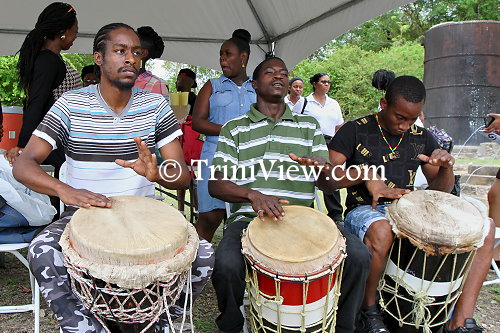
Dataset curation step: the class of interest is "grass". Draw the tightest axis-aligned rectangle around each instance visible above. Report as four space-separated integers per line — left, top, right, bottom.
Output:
491 284 500 302
193 319 218 332
455 158 500 166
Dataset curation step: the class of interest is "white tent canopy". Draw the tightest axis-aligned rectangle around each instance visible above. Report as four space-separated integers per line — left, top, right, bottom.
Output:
0 0 413 70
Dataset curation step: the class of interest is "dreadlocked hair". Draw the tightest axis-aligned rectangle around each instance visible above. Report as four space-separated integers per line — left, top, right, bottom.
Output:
17 2 76 92
137 26 164 60
93 23 136 77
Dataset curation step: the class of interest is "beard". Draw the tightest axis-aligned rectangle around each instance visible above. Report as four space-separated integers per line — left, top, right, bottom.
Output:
109 77 136 91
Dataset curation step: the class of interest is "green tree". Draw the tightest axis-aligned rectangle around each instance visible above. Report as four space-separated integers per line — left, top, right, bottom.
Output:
0 55 24 106
293 42 424 119
315 0 499 56
61 54 94 74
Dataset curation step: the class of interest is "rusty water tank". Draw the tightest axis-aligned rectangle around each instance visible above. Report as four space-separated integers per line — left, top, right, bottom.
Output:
423 21 500 146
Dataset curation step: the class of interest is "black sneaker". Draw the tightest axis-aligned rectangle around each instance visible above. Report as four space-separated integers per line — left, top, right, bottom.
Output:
443 318 485 333
356 305 390 333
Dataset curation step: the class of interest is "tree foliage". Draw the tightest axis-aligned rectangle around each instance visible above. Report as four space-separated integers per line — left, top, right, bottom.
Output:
292 42 424 119
159 61 221 93
317 0 499 56
0 55 24 106
292 0 497 120
0 53 93 106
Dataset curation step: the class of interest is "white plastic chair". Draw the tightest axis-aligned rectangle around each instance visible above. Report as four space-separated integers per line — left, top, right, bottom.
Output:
0 243 40 333
483 227 500 286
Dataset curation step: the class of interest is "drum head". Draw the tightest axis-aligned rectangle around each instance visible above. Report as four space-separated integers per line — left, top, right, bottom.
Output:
68 196 188 265
243 205 345 275
386 190 489 254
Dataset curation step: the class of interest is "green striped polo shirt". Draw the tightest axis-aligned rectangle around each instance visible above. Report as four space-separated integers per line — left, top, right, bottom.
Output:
212 103 329 224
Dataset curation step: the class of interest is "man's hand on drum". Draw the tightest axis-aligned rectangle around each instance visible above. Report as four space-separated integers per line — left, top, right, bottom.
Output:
365 180 410 210
115 137 160 182
248 190 289 222
418 149 454 169
57 185 111 208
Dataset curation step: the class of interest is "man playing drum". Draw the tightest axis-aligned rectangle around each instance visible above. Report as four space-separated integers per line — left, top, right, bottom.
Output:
207 57 405 333
328 76 495 333
13 23 214 332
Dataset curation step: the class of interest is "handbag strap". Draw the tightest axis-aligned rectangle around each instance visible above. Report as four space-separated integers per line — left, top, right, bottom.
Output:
300 98 308 114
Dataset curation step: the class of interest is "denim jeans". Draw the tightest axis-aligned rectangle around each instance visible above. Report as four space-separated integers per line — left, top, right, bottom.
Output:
0 204 43 243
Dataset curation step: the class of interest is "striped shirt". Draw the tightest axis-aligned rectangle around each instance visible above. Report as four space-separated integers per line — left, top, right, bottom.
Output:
212 103 329 224
34 85 182 198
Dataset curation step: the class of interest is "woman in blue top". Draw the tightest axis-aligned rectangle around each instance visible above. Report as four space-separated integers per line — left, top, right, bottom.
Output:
192 29 256 241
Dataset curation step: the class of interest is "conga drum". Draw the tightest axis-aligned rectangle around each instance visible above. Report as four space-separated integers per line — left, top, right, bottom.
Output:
59 196 199 333
379 190 490 333
242 206 346 333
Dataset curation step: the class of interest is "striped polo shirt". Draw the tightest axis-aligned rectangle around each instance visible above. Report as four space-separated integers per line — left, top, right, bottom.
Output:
212 103 329 224
34 85 181 198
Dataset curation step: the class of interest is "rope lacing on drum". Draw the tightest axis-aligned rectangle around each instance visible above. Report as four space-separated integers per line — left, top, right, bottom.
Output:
412 290 434 333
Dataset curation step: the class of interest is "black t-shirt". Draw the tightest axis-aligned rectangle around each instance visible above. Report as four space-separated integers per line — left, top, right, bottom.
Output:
329 114 439 212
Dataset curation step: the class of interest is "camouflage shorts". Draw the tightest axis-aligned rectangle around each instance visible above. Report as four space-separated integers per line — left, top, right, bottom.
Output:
28 209 214 333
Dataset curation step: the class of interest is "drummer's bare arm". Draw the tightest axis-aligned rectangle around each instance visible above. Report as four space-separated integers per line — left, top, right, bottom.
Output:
419 149 455 193
13 136 111 208
328 150 410 209
115 137 190 190
289 153 337 194
191 81 222 136
326 150 382 188
209 171 289 221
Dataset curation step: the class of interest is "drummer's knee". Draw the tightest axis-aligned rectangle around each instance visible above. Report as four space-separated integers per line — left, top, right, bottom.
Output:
214 248 245 283
481 218 496 250
364 219 394 254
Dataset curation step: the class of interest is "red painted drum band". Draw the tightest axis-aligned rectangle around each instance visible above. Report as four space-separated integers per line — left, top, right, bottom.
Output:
242 205 346 333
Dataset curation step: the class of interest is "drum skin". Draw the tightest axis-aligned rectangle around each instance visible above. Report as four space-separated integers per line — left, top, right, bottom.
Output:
60 196 199 328
242 205 346 332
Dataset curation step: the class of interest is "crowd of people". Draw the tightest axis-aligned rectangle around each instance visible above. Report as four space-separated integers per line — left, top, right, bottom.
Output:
0 2 499 333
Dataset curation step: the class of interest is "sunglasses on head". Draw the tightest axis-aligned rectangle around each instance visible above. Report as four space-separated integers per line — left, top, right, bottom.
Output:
320 80 331 85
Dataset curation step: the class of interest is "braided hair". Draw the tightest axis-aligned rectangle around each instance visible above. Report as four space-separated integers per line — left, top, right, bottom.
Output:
93 23 136 77
137 26 165 60
17 2 76 92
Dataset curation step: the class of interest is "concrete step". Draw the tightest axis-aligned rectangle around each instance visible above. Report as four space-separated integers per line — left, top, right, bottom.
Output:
460 174 496 186
453 164 469 174
454 152 476 160
477 142 500 159
454 145 479 154
467 165 499 176
460 184 489 204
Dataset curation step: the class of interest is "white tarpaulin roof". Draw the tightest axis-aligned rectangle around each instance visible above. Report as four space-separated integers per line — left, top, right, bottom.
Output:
0 0 413 70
